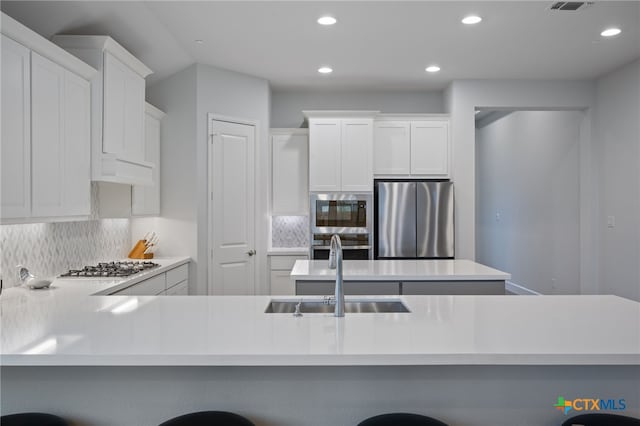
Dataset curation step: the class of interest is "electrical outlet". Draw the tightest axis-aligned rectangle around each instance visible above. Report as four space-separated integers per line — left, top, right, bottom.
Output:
495 212 501 222
607 216 615 228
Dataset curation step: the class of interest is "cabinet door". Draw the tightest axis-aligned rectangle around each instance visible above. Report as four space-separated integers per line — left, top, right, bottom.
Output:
410 120 449 176
63 71 91 216
373 121 410 175
308 119 341 192
123 69 145 162
341 119 373 191
271 132 308 215
1 35 31 219
103 52 126 156
31 52 65 217
132 111 161 215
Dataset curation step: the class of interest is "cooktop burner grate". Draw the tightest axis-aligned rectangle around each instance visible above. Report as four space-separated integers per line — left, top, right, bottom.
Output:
60 261 160 278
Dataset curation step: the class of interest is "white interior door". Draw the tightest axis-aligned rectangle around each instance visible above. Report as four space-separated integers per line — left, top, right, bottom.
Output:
210 119 256 295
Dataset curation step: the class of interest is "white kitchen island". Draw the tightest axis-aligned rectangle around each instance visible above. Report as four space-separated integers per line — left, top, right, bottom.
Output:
291 259 511 295
1 276 639 425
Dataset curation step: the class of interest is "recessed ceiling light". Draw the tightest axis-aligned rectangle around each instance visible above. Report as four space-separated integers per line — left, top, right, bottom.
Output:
195 39 204 44
318 66 333 74
600 27 621 37
462 15 482 25
425 66 441 73
318 16 337 26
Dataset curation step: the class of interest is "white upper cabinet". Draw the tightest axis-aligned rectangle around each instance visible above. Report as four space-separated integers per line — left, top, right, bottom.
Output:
308 118 341 192
271 129 309 215
52 35 154 186
341 119 373 192
305 111 378 192
374 116 450 178
410 120 450 176
1 35 31 219
373 121 411 175
132 103 165 216
1 13 96 223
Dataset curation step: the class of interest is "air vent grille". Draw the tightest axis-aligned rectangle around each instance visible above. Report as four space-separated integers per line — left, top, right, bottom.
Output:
549 1 593 11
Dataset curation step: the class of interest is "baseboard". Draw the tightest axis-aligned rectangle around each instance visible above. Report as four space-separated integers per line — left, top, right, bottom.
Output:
505 280 541 295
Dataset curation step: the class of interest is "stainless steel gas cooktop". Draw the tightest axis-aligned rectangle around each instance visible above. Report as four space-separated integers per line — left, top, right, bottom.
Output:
59 261 159 278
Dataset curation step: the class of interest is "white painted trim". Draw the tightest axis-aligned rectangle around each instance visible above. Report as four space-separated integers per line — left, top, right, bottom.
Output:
506 280 541 295
376 113 450 121
1 12 97 80
145 102 166 120
303 110 380 119
52 35 152 77
0 215 91 225
207 113 260 296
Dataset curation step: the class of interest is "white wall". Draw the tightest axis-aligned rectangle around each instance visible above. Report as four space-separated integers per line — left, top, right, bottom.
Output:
595 59 640 302
195 64 271 295
141 65 198 292
271 90 443 128
444 80 597 293
145 64 270 295
476 111 583 294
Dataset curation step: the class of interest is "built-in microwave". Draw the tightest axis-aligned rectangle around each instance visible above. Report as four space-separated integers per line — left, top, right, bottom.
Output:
310 193 372 235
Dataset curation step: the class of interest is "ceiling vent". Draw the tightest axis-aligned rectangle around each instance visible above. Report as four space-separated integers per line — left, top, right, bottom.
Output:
548 1 593 11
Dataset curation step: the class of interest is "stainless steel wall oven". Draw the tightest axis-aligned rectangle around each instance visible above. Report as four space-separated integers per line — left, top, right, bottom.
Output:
310 193 373 260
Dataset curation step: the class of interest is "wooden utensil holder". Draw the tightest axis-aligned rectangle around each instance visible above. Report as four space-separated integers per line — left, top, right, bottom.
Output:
128 240 154 259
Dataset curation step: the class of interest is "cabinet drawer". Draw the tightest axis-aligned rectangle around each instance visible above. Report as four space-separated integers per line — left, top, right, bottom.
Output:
117 273 166 295
165 280 189 296
270 255 307 271
166 263 189 288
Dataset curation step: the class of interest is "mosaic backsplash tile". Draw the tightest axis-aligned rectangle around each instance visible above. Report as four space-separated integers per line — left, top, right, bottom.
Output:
271 216 309 248
0 219 130 288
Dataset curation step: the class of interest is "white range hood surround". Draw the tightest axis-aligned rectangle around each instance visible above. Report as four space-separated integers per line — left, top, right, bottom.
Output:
52 35 155 186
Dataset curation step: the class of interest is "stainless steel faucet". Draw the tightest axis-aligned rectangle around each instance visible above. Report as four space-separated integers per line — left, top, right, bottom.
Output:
328 234 345 317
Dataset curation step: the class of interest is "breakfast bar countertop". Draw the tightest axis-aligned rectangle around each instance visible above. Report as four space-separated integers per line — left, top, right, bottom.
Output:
290 259 512 281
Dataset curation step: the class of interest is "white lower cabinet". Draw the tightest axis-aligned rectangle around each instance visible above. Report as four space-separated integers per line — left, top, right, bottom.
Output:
165 281 189 295
269 255 308 295
116 273 165 296
112 263 190 296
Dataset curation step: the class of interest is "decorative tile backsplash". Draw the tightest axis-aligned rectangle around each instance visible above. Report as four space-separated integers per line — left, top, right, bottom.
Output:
0 219 130 288
271 216 309 248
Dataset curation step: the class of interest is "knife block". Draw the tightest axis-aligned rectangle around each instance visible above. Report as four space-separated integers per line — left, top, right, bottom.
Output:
128 240 154 259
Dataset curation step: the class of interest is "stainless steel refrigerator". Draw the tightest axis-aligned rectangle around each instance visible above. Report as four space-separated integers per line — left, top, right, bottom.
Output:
374 180 454 259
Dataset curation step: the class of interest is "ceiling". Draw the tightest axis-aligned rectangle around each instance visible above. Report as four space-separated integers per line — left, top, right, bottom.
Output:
2 1 639 90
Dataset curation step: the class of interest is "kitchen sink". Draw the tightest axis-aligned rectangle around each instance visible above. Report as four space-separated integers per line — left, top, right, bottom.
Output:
264 298 410 314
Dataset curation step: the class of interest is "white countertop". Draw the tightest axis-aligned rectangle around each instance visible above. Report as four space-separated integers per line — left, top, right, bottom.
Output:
291 259 511 281
1 269 638 365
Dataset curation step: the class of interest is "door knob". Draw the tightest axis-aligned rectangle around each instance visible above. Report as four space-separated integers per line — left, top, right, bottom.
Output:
247 249 256 256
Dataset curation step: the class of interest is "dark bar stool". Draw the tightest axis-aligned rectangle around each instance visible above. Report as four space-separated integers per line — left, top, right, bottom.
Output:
159 411 255 426
358 413 449 426
0 413 69 426
562 413 640 426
